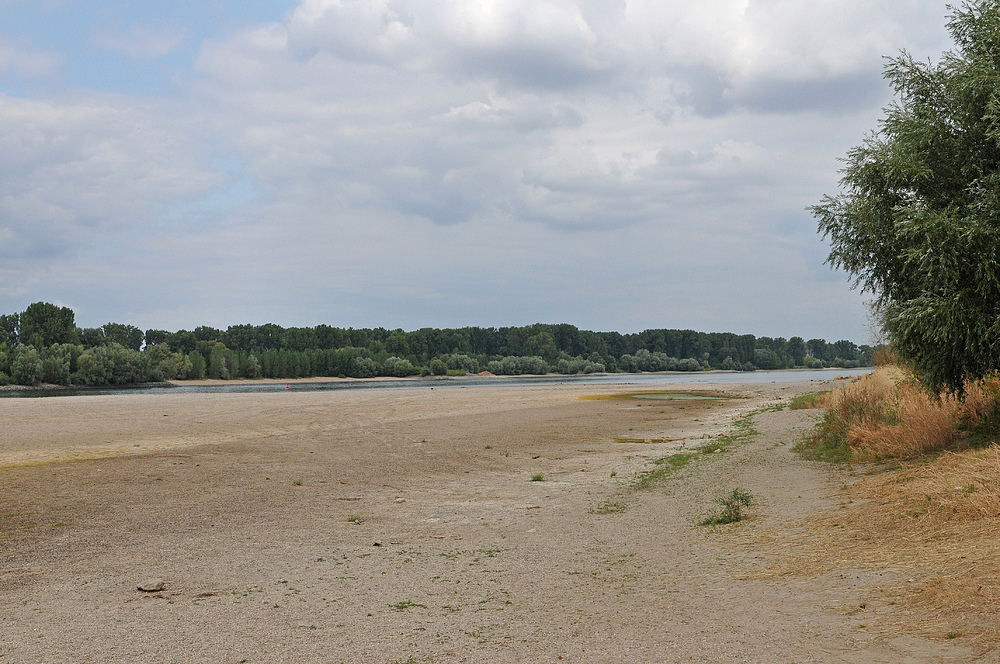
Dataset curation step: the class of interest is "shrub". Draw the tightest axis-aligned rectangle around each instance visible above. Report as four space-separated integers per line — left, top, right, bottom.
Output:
383 356 414 377
351 356 378 378
446 353 479 374
76 343 152 384
799 367 1000 462
11 346 43 386
701 488 755 525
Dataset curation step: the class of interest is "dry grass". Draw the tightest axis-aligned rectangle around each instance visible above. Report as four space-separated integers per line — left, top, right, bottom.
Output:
770 367 1000 645
801 367 1000 461
760 445 1000 643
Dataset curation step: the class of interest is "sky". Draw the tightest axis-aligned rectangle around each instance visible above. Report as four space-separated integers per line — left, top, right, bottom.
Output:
0 0 956 342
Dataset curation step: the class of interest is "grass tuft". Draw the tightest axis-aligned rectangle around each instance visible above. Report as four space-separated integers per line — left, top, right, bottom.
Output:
700 488 755 525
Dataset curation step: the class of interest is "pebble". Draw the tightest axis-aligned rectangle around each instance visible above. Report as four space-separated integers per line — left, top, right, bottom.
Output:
137 578 165 592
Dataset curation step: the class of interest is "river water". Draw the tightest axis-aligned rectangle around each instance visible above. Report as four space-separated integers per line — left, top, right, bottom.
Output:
0 367 872 398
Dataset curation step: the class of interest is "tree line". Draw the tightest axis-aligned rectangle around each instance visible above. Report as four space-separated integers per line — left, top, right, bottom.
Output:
0 302 872 386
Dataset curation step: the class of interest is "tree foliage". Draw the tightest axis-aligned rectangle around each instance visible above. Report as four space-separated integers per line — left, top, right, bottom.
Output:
19 302 78 348
813 1 1000 393
0 301 871 386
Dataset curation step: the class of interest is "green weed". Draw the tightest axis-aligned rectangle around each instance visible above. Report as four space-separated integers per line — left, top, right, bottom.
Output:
700 488 755 525
389 600 427 612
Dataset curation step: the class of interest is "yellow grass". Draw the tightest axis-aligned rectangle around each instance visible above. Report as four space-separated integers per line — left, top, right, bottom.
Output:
774 367 1000 644
763 445 1000 643
808 367 1000 461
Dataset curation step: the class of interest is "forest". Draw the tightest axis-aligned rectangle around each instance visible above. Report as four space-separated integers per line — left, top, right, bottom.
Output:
0 302 871 386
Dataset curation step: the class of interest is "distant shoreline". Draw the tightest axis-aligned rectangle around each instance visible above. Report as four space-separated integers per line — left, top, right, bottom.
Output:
0 367 870 397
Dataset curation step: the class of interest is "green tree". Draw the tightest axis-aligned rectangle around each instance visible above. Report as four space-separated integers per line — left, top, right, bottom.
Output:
11 346 43 385
102 323 144 351
19 302 79 348
812 1 1000 393
0 313 18 348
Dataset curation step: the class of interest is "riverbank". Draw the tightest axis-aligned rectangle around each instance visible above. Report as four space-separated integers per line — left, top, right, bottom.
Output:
0 378 981 661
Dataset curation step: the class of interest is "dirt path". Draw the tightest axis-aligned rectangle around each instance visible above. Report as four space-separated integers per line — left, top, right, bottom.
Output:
0 380 984 662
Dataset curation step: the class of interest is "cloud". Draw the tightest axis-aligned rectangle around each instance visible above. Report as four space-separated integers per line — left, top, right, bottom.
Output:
0 35 61 77
91 23 186 59
3 0 953 340
0 93 225 260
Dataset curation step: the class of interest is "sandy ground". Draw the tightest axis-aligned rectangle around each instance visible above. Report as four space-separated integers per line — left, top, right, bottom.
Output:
0 380 989 662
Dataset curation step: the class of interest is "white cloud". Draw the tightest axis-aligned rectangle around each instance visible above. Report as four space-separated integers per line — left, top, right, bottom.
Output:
0 93 225 260
2 0 956 339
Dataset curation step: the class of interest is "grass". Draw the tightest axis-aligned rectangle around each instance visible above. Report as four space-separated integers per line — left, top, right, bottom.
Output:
766 443 1000 642
788 391 827 410
773 365 1000 643
389 600 427 612
699 488 754 525
592 406 771 515
795 367 1000 462
347 514 363 523
631 452 694 490
530 473 545 482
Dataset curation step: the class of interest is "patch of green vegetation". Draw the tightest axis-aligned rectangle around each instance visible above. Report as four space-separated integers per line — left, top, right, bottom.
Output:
631 452 694 490
347 514 363 523
530 473 545 482
593 406 773 515
794 412 854 463
789 391 827 410
700 488 755 525
389 600 427 612
591 497 630 514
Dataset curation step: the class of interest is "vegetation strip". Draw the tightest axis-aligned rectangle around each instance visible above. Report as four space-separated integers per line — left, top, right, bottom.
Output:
593 405 775 515
779 366 1000 642
1 301 870 386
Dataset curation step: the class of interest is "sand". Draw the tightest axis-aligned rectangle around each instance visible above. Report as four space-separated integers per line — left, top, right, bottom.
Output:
0 380 986 662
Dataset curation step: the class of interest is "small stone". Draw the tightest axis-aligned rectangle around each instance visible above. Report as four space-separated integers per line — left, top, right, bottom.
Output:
371 540 382 547
394 498 406 503
138 578 165 592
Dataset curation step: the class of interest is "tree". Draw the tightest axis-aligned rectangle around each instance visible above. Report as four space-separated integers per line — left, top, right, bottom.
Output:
0 313 18 348
812 0 1000 393
102 323 144 351
19 302 79 348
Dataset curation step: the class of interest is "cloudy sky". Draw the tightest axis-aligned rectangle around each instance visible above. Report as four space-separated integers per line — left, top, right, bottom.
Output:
0 1 954 342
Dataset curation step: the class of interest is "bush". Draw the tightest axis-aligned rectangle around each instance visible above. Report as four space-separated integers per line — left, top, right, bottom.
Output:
487 355 550 375
795 367 1000 462
383 356 414 377
351 356 378 378
701 488 755 525
11 346 43 386
188 351 207 380
446 353 479 374
40 355 70 385
76 343 152 385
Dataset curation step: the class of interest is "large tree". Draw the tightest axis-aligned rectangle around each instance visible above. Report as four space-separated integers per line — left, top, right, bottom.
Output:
18 302 79 349
812 1 1000 394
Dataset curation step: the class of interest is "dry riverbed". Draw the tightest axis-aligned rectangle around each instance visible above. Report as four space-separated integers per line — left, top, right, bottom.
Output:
0 380 988 662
